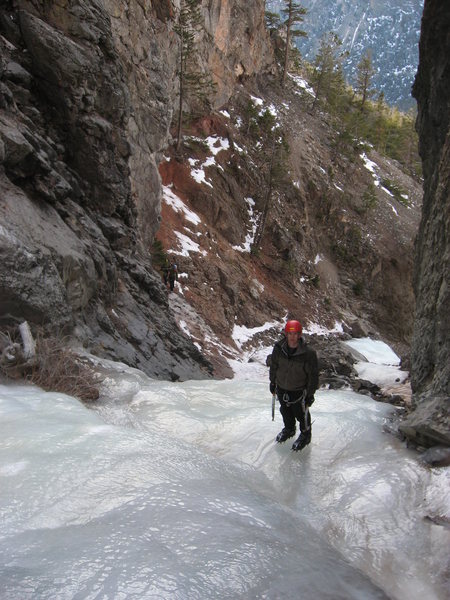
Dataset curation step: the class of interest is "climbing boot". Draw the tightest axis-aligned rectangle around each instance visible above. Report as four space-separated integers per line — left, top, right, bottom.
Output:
292 430 311 452
276 428 296 443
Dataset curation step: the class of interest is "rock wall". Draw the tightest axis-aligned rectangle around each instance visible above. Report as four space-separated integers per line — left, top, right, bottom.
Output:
202 0 274 106
0 0 272 380
401 0 450 446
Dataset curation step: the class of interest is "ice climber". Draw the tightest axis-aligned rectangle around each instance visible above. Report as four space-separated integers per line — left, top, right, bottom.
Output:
269 320 319 451
161 259 170 287
168 262 178 292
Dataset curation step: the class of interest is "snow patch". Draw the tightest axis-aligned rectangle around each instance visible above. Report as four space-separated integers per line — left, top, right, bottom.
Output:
288 74 315 97
169 232 207 257
303 321 344 336
250 94 264 106
232 197 259 253
360 152 398 204
190 166 213 188
163 186 201 225
188 136 230 188
232 319 282 350
344 338 400 365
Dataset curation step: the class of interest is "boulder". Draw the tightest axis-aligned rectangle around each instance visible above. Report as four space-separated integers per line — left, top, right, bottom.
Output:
399 394 450 448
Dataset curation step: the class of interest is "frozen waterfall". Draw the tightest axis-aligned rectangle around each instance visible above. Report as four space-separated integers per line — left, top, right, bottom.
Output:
1 340 449 599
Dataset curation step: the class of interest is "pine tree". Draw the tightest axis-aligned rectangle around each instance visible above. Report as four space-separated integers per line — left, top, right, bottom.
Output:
373 92 388 151
249 108 290 253
310 33 347 113
173 0 215 150
280 1 307 87
354 49 376 111
264 10 281 31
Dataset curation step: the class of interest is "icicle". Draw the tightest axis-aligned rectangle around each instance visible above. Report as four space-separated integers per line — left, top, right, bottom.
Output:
19 321 36 360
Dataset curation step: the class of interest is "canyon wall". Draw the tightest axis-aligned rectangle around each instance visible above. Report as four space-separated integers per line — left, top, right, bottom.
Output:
401 0 450 446
0 0 272 379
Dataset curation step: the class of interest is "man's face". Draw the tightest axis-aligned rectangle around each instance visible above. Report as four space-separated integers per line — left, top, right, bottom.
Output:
286 331 300 348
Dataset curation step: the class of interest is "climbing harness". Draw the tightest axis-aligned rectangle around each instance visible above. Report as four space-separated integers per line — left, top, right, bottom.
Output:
283 388 307 407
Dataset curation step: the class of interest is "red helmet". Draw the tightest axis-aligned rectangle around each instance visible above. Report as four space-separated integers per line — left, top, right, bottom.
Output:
285 320 302 335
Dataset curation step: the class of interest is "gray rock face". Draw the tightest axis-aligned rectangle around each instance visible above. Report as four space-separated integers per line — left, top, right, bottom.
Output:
0 1 272 380
18 8 132 216
401 0 450 447
0 177 93 327
103 0 178 245
202 0 274 106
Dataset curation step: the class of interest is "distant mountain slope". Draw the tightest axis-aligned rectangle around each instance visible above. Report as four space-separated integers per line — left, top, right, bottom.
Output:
267 0 422 110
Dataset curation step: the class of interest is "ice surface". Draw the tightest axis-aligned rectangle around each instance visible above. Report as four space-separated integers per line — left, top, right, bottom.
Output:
344 338 400 365
1 339 449 600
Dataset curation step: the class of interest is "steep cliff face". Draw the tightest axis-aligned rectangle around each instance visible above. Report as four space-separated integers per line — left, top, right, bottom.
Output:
101 0 273 243
102 0 178 245
401 0 450 446
0 0 272 379
202 0 274 106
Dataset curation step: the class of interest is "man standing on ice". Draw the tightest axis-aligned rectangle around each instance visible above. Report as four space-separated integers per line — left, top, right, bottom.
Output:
269 320 319 451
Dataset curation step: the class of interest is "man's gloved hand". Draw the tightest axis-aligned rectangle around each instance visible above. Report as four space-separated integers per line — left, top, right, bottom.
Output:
270 382 276 394
306 395 315 407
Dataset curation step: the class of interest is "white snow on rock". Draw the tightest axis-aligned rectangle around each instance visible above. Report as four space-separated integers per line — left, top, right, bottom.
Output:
188 136 230 188
162 185 201 225
232 197 259 253
303 321 344 336
360 152 398 206
250 94 264 106
168 231 207 257
232 319 282 350
289 73 315 96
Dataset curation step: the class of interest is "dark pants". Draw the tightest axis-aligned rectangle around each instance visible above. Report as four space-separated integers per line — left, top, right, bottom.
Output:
277 388 311 432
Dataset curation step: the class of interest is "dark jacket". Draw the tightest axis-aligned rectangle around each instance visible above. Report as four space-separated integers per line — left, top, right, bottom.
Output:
168 264 178 281
269 338 319 397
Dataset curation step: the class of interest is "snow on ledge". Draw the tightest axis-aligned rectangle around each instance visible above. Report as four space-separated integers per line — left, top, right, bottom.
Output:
163 185 201 225
232 319 282 350
168 231 207 257
303 321 344 336
288 73 315 96
232 197 258 253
